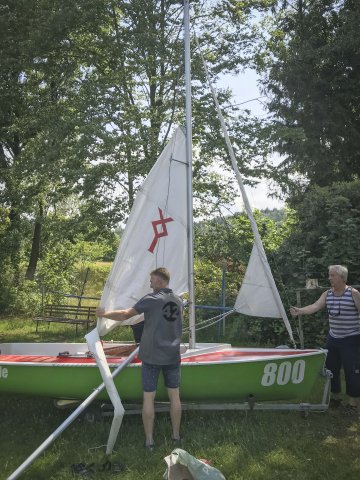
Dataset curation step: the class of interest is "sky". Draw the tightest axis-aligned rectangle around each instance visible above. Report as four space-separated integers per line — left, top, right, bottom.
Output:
219 69 285 211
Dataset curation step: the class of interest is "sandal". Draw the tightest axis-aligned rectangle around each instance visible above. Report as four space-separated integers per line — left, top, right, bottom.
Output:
99 460 112 472
99 460 125 473
111 462 125 473
342 404 358 416
329 398 342 409
71 462 95 475
71 463 88 475
144 442 155 452
172 436 183 446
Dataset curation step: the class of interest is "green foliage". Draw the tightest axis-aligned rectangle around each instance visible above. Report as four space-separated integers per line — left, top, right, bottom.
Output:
195 208 293 265
270 181 360 347
0 263 25 313
193 209 299 346
194 258 223 307
275 180 360 284
0 237 113 313
0 0 271 298
258 1 360 194
6 279 42 315
80 262 112 299
33 241 79 307
0 0 119 291
37 239 115 303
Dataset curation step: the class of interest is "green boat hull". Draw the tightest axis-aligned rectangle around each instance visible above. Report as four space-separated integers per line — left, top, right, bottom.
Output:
0 344 327 403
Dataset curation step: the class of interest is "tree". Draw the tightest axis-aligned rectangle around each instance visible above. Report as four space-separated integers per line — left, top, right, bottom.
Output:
0 0 110 280
258 0 360 197
195 208 292 265
274 180 360 286
72 0 273 219
1 0 272 290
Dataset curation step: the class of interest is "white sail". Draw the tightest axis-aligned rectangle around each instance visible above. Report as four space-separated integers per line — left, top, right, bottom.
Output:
86 126 189 454
97 126 189 336
235 244 282 317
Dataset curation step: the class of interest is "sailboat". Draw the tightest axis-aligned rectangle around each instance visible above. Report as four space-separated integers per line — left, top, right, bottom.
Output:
0 127 328 405
0 3 328 412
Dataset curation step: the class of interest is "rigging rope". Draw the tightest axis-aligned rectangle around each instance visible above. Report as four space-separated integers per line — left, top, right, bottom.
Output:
182 309 235 334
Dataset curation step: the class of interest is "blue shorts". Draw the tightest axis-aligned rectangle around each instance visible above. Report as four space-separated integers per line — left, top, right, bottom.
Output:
141 362 180 392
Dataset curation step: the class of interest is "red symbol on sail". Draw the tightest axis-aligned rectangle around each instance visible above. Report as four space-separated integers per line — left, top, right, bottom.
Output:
148 208 174 253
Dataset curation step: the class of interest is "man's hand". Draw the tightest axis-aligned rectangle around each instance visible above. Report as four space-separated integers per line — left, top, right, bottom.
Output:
96 307 106 317
290 306 300 316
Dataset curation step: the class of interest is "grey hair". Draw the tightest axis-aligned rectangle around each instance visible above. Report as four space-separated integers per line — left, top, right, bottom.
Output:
328 265 348 281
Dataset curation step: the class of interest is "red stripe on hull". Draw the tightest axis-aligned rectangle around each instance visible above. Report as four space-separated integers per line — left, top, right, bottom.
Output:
0 349 317 365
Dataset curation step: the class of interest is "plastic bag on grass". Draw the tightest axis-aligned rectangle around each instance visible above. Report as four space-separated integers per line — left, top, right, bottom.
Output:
164 448 225 480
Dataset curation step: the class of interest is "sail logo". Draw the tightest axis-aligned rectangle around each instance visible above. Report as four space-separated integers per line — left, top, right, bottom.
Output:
148 208 174 253
261 360 305 387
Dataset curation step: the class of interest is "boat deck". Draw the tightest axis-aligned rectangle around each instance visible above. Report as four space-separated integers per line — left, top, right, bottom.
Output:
0 347 324 366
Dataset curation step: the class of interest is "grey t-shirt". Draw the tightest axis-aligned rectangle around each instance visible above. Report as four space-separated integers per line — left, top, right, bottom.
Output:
133 288 183 365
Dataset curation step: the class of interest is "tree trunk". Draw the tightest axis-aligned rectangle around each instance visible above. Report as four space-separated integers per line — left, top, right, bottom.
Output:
25 203 43 280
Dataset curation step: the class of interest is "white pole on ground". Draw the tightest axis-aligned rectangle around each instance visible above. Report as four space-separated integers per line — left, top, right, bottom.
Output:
6 346 139 480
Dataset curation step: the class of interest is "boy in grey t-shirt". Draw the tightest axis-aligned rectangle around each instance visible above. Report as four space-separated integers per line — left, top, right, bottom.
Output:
96 267 183 450
134 287 182 365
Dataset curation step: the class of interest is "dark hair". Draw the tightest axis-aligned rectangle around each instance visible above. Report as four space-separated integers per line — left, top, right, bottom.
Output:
150 267 170 284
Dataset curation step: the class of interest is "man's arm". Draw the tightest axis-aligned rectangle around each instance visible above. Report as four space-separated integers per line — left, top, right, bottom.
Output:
290 291 327 317
96 307 139 322
351 288 360 314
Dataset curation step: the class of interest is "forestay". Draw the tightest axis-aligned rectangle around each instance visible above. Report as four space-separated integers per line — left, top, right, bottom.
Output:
194 32 295 346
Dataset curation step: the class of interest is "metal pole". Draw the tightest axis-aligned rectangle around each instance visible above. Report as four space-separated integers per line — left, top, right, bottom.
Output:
221 262 227 336
7 347 139 480
184 0 196 349
77 266 90 310
296 290 304 348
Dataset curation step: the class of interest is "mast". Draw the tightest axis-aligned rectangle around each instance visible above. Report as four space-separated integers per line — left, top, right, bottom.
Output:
184 0 196 348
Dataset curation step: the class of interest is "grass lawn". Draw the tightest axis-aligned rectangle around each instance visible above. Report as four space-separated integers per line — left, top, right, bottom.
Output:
1 316 359 480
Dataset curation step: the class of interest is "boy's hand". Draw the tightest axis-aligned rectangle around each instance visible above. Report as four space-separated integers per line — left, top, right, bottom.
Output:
96 307 106 317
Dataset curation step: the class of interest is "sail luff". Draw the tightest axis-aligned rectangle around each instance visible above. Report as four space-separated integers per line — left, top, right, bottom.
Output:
184 0 196 348
197 37 295 346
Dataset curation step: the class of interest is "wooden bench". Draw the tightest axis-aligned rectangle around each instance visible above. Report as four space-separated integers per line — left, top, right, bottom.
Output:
34 304 97 334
